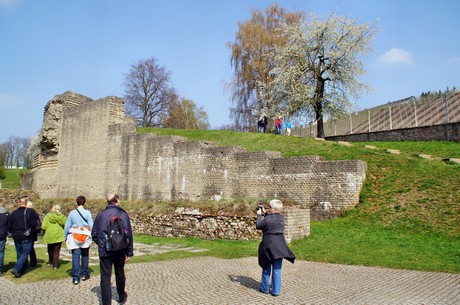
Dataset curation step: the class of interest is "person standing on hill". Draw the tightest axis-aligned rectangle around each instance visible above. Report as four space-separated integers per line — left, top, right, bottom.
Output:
7 195 40 278
42 204 66 269
64 195 93 285
0 199 10 276
285 120 292 136
92 194 133 305
275 117 282 135
258 109 267 133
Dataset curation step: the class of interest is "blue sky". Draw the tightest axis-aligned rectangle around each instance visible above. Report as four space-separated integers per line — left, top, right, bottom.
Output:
1 0 459 142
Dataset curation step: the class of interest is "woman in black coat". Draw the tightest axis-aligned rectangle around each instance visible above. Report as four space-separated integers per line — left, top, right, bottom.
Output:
256 199 295 296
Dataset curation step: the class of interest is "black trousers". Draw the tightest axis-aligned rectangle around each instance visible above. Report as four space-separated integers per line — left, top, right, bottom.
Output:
99 252 126 305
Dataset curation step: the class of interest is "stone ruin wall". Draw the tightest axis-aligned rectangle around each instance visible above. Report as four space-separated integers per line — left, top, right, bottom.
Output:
131 207 310 243
23 92 367 222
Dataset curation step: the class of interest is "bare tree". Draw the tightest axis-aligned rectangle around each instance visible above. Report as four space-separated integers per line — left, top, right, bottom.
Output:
271 13 378 138
1 136 31 168
123 57 176 127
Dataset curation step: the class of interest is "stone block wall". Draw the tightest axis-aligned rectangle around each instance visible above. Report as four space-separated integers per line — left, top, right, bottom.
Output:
326 122 460 142
24 92 367 218
130 207 310 242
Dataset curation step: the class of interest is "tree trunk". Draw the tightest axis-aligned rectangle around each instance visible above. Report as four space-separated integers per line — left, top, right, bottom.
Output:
315 78 326 138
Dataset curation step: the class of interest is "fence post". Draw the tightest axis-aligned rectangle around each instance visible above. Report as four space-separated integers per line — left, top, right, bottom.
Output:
389 103 392 130
368 110 371 132
412 96 418 127
349 113 353 134
445 92 449 124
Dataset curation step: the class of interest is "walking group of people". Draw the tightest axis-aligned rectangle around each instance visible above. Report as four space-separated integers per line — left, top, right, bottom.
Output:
258 109 292 136
1 192 295 300
0 193 133 305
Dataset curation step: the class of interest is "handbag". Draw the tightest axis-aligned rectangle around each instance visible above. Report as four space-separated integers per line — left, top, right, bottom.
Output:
23 209 31 236
70 209 91 244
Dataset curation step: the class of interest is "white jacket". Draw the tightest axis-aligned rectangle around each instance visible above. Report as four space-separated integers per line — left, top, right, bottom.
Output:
66 226 92 250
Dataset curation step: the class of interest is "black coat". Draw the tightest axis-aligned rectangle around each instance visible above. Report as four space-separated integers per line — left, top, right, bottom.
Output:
91 204 134 258
8 206 39 241
256 213 295 269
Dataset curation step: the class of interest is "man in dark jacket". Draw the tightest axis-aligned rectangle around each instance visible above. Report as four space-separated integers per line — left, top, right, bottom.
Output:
7 195 39 278
0 198 10 276
92 194 133 305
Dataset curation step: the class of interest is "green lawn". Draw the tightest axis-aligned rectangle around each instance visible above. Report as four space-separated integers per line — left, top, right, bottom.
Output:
2 129 459 281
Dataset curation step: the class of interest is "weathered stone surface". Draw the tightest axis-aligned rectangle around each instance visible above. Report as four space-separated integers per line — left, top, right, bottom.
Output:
23 92 367 218
131 207 310 242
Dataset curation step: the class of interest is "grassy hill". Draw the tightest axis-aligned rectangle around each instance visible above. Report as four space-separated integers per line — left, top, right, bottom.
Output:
135 128 459 273
139 128 459 237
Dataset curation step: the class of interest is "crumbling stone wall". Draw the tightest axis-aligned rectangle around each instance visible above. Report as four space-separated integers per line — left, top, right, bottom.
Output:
23 92 367 218
130 207 310 242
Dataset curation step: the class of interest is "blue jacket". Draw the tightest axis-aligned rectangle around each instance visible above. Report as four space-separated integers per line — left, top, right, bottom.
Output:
64 206 94 239
91 204 134 258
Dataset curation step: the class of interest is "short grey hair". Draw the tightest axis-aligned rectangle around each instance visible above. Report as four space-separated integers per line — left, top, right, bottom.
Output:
269 199 283 212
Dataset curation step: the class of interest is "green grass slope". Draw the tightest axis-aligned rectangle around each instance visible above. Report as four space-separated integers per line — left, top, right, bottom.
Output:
140 128 459 237
138 128 460 273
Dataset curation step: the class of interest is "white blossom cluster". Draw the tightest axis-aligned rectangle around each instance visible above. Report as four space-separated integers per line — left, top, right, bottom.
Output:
270 12 378 132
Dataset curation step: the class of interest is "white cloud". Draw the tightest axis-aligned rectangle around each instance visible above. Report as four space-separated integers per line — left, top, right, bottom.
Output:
378 48 414 66
0 0 18 7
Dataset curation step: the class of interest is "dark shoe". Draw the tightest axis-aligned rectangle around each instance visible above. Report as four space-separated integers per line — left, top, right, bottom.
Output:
119 292 128 304
11 270 22 278
271 293 280 297
259 288 269 294
73 279 79 285
82 275 90 281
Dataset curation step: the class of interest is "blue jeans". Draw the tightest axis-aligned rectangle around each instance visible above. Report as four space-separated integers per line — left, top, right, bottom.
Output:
72 247 90 281
260 258 283 295
13 238 33 274
0 239 5 272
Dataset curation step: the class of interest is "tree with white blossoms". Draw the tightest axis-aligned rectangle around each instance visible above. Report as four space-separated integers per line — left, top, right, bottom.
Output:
270 13 378 138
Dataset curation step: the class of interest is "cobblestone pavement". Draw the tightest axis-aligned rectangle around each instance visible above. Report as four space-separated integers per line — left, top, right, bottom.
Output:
1 253 459 304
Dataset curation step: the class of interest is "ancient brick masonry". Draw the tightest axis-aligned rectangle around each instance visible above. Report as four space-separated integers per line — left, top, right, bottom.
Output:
23 91 367 218
131 207 310 242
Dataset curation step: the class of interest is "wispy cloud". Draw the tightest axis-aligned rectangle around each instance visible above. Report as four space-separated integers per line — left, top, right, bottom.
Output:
378 48 414 66
0 93 23 105
0 0 18 8
447 56 460 66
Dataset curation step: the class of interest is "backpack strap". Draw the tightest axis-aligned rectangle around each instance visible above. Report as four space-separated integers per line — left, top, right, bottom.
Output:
76 209 88 224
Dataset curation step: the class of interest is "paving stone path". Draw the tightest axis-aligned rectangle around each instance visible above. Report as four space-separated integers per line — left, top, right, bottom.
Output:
1 242 459 304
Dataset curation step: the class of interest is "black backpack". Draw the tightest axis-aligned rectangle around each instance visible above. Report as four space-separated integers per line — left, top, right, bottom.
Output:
105 214 129 252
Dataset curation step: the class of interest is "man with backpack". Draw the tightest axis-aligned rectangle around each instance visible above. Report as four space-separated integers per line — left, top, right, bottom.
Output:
92 194 133 305
64 195 93 285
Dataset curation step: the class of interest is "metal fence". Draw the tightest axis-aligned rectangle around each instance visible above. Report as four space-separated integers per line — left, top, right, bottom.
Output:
292 92 460 138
